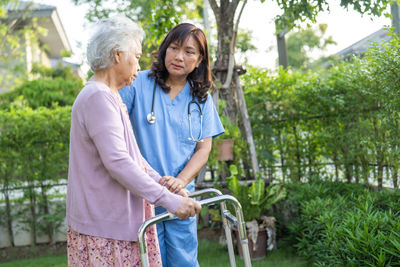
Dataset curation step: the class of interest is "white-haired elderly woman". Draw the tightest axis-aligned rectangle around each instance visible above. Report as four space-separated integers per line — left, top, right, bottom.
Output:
66 15 201 267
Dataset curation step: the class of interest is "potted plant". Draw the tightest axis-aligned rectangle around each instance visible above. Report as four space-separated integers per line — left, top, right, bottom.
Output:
226 165 287 260
208 115 248 182
213 115 241 161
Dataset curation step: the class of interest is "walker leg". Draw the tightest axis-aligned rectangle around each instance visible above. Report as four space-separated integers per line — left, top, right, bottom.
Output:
139 235 149 267
220 202 236 267
241 239 251 267
235 210 252 267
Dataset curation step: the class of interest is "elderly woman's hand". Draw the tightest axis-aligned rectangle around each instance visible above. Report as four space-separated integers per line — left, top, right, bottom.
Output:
175 197 201 220
159 176 186 194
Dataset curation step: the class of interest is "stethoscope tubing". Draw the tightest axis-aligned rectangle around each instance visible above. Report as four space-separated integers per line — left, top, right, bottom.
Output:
147 80 204 142
146 81 157 124
188 100 203 142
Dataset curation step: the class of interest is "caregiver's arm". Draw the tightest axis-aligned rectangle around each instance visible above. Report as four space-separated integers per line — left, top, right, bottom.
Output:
160 137 212 193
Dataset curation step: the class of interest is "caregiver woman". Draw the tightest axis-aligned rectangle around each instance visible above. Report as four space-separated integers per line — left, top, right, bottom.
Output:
66 16 201 266
120 23 224 267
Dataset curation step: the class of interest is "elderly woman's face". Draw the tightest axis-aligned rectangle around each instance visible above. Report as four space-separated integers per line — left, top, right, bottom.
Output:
116 43 142 87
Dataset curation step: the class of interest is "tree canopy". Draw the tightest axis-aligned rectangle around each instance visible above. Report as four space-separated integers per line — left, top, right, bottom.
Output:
0 0 46 88
274 0 391 31
286 23 336 69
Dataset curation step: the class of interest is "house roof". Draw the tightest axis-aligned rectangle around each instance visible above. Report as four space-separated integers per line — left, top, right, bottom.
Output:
6 1 55 11
335 28 391 59
6 1 71 58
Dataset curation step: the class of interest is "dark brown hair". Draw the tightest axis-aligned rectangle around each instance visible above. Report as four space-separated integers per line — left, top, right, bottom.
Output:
149 23 213 103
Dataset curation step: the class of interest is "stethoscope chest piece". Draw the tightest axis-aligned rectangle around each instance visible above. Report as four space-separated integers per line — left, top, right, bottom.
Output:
147 112 156 124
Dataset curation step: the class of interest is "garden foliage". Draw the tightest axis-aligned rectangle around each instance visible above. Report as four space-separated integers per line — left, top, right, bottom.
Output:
0 64 82 110
0 64 80 246
279 181 400 266
241 32 400 189
0 106 71 246
226 165 286 222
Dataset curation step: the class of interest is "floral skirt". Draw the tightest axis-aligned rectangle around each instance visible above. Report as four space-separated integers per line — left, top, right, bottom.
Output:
67 201 161 267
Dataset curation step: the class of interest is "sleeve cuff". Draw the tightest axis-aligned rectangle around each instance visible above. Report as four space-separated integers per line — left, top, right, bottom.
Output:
155 189 183 214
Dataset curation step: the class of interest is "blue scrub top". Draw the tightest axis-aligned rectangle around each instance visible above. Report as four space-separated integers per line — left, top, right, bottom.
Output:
119 69 225 192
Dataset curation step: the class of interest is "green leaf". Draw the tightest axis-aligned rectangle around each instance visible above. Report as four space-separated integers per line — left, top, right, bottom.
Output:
248 177 265 205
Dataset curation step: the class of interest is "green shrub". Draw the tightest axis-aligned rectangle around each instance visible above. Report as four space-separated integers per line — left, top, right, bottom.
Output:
240 34 400 188
0 77 82 110
280 182 400 266
0 106 71 245
0 64 83 110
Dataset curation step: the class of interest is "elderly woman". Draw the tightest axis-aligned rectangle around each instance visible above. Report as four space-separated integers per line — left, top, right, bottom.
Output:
66 16 201 266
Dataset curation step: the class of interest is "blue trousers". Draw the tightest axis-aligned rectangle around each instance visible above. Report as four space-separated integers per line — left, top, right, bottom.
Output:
156 216 199 267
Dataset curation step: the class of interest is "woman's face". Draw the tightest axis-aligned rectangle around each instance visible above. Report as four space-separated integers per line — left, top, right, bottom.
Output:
116 43 142 87
164 36 202 80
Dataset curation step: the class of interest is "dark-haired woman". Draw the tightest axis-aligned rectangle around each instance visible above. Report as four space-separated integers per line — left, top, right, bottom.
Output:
119 23 224 266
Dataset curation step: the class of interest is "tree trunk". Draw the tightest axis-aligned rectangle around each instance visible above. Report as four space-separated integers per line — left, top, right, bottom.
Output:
354 163 359 184
360 154 369 185
237 116 253 179
385 165 390 188
292 125 302 181
268 163 274 183
209 0 261 177
307 142 314 179
5 191 15 247
372 117 384 189
40 184 55 244
277 129 286 182
234 71 259 176
354 164 360 184
344 162 352 184
377 161 383 189
210 0 238 122
333 152 339 182
392 166 398 189
28 183 37 247
340 146 352 183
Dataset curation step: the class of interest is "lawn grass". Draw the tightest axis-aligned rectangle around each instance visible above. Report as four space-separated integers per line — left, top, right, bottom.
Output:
198 239 309 267
0 254 67 267
0 239 308 267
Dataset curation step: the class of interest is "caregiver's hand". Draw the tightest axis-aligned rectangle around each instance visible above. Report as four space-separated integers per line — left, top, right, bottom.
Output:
175 197 201 220
160 176 186 194
177 188 189 197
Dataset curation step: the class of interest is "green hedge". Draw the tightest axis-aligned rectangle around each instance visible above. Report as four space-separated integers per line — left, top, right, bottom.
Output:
0 106 71 246
0 106 71 181
278 182 400 266
241 33 400 188
0 77 82 110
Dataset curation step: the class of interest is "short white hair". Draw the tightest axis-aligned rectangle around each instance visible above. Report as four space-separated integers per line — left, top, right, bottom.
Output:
87 15 144 72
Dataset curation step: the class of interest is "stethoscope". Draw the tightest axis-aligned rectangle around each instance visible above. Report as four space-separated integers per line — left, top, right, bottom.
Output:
147 80 204 142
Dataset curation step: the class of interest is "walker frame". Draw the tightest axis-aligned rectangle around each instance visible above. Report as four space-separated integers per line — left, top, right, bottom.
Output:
137 188 252 267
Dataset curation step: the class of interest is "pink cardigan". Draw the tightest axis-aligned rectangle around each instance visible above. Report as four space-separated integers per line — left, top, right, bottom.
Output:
66 81 182 241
